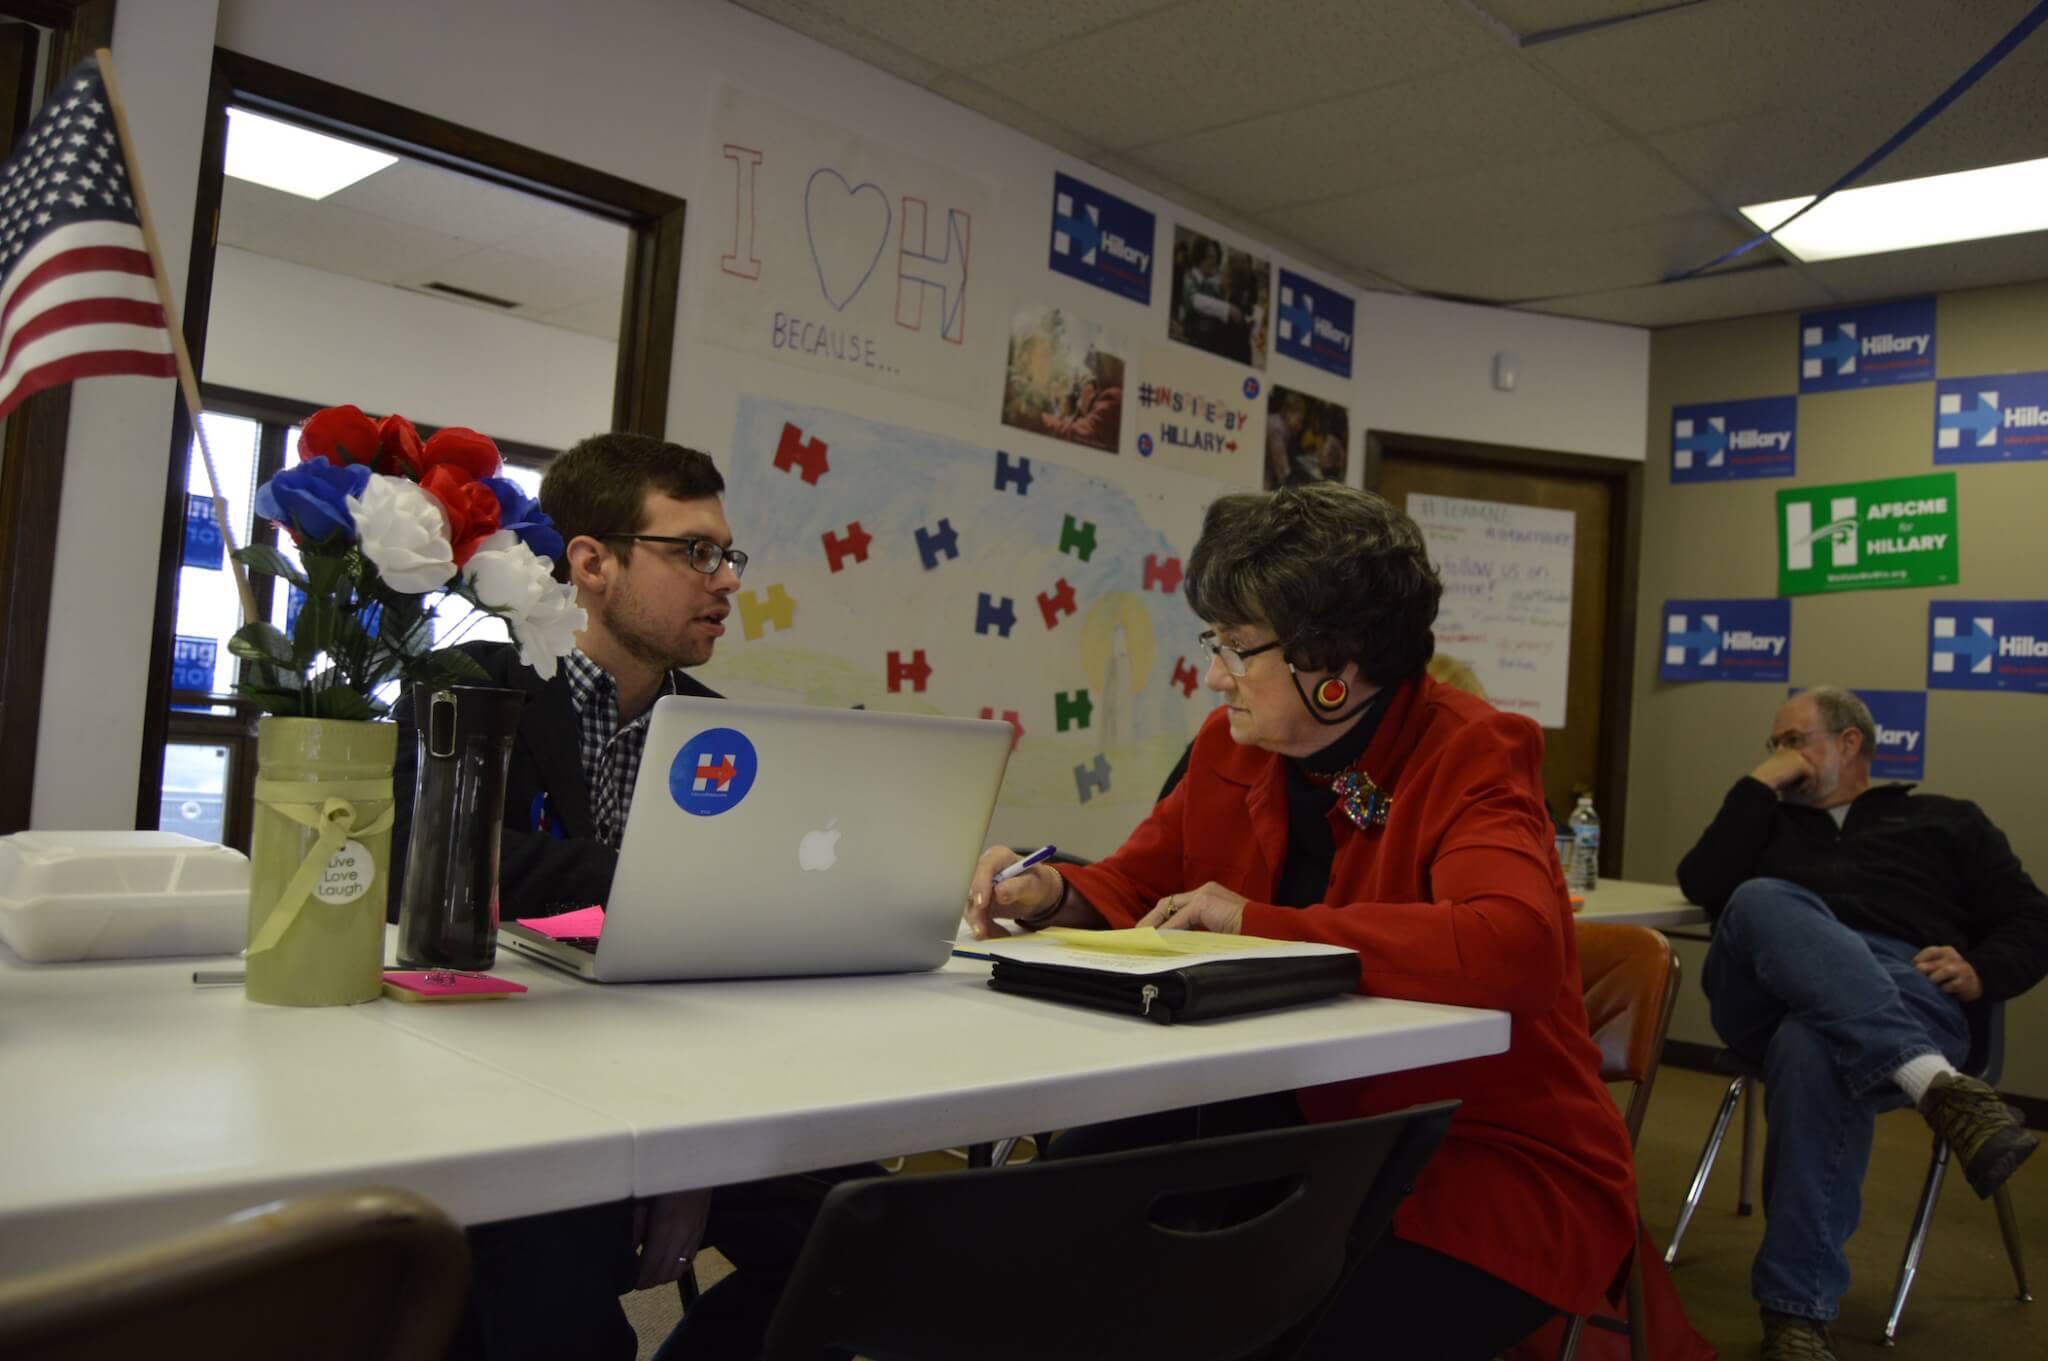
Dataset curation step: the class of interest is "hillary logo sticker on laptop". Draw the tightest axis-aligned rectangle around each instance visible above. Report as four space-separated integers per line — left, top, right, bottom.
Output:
670 727 759 815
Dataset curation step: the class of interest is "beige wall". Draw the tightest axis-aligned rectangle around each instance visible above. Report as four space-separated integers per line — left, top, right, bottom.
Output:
1624 278 2048 1099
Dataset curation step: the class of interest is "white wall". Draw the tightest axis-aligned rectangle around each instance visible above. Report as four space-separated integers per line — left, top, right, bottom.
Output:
35 0 1651 833
206 247 616 451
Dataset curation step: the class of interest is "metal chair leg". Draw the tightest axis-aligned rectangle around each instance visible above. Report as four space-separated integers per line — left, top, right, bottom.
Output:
1884 1139 1952 1346
989 1136 1022 1166
1554 1312 1586 1361
1993 1182 2033 1302
1737 1076 1758 1216
1667 1075 1744 1265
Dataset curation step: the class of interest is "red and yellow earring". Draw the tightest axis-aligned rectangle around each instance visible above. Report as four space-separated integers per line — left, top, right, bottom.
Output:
1313 677 1350 712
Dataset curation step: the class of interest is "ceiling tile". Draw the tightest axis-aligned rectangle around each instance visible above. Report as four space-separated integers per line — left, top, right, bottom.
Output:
531 296 627 341
406 247 603 315
1801 229 2048 303
1127 57 1614 213
1380 211 1754 303
1529 0 2040 135
728 0 946 86
1265 140 1720 283
763 0 1186 69
971 0 1499 150
1473 1 1673 37
1516 262 1836 327
222 190 479 284
329 159 581 247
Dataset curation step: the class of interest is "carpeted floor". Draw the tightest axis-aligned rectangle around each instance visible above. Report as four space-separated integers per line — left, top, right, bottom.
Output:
623 1066 2042 1358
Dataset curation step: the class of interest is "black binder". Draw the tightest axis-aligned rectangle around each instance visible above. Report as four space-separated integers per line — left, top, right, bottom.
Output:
987 951 1358 1024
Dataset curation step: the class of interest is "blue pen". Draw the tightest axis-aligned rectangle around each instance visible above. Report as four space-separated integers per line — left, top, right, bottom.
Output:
992 845 1057 883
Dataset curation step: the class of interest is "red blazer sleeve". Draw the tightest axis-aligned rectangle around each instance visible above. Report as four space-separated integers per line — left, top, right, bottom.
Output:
1241 715 1569 1017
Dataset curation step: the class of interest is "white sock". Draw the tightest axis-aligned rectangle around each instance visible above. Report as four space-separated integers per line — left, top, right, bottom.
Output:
1895 1053 1958 1104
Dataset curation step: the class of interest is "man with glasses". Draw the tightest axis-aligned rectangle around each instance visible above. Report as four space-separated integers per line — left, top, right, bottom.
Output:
1678 686 2047 1361
390 434 823 1361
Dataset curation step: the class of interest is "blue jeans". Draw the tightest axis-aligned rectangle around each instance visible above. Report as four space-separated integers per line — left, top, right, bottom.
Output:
1702 878 1970 1322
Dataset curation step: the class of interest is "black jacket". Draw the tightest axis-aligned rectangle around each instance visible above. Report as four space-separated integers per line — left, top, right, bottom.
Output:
388 641 720 922
1678 776 2048 1003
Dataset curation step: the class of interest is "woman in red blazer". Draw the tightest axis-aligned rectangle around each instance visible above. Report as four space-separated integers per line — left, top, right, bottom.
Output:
967 484 1635 1359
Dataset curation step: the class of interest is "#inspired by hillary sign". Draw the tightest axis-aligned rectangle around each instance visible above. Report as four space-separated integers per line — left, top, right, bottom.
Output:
1934 370 2048 465
1670 396 1796 483
1776 472 1958 596
1928 600 2048 693
1273 269 1355 380
1661 598 1789 682
1799 297 1935 393
1047 172 1154 306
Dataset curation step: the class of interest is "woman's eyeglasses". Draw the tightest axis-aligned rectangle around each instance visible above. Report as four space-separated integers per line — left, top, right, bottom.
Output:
598 534 747 579
1197 630 1282 678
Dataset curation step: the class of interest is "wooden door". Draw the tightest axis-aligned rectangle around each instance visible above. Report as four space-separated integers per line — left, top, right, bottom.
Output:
1372 435 1640 870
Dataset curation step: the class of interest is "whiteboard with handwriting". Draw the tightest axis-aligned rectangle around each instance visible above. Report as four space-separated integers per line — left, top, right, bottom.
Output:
1406 492 1575 727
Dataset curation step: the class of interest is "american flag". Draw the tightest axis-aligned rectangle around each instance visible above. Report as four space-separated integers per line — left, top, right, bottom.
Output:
0 58 175 423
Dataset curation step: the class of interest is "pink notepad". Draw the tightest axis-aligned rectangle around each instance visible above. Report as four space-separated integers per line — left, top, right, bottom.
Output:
514 905 606 939
382 971 527 1001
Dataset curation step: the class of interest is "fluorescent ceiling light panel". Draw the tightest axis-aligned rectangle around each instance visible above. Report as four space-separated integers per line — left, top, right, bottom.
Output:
224 108 396 200
1741 157 2048 262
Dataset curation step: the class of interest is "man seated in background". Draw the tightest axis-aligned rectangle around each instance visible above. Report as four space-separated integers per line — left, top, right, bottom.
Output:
1678 686 2048 1361
391 434 828 1361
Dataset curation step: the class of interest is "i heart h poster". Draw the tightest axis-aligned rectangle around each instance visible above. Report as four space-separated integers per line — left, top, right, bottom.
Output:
700 88 998 405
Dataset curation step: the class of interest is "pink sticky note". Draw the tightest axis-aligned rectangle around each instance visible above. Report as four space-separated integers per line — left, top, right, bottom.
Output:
515 905 606 939
383 971 527 999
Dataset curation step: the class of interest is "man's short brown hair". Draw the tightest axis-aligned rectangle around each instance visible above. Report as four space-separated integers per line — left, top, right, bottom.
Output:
540 433 725 574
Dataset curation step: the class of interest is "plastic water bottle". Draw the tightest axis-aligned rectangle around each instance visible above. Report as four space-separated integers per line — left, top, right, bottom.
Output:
1568 794 1600 893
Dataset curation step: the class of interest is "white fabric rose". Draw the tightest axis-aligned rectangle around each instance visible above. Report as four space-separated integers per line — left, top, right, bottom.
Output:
461 531 586 680
347 475 455 593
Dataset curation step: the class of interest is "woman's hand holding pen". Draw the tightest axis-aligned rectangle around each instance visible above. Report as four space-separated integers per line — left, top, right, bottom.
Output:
966 845 1063 939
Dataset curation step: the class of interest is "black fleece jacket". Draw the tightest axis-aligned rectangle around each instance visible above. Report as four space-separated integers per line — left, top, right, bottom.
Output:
1678 777 2048 1003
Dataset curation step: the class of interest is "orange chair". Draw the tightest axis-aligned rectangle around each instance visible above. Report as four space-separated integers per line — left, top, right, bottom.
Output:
0 1187 468 1361
1556 921 1683 1361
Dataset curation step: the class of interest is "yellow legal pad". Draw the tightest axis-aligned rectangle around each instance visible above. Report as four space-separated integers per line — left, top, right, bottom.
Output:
1035 927 1302 957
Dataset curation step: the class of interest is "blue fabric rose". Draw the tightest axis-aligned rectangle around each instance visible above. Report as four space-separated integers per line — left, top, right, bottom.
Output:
255 461 371 543
484 477 565 562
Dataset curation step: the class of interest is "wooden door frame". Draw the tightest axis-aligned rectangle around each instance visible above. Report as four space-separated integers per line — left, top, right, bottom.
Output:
135 49 686 827
1364 430 1644 876
0 0 115 832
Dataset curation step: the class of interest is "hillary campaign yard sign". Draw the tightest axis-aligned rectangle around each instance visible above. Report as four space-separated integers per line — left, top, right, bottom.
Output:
1273 269 1354 380
1800 297 1934 393
1671 396 1796 483
1934 370 2048 465
1928 601 2048 693
1776 472 1957 596
1048 172 1154 306
1662 599 1789 682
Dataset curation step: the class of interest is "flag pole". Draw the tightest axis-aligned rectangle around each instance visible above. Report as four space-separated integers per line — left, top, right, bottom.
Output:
93 48 260 624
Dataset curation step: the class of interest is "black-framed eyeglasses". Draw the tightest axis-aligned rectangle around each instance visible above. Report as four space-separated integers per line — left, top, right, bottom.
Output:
1197 630 1283 678
598 533 748 579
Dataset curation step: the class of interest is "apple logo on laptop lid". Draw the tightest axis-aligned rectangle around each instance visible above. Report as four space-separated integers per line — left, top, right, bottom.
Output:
798 818 840 872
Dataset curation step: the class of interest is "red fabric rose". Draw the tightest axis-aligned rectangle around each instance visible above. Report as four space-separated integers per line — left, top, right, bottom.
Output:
374 414 423 478
297 405 380 467
419 426 502 481
420 464 502 566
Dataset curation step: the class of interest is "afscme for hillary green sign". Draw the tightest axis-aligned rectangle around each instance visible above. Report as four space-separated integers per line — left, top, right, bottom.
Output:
1776 472 1959 596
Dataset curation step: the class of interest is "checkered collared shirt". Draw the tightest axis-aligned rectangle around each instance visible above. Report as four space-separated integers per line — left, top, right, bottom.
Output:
561 648 678 849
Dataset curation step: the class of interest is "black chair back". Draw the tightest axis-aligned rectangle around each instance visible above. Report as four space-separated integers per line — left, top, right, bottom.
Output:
759 1101 1458 1361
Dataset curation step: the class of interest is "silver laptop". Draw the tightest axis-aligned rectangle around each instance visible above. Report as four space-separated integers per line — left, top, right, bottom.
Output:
499 696 1013 982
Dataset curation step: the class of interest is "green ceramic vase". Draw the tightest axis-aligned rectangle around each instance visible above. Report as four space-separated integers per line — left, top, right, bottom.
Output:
244 716 396 1007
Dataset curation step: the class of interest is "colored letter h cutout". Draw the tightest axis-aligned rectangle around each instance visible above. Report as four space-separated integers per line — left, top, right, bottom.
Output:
887 649 931 693
737 584 796 640
975 594 1017 637
1038 578 1077 629
916 518 960 570
774 423 829 485
1055 689 1093 732
1059 515 1097 562
1073 754 1112 804
821 522 871 573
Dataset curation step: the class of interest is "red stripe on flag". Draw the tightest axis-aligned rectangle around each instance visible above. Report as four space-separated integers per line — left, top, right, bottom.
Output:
0 347 179 424
1 296 167 373
0 243 154 336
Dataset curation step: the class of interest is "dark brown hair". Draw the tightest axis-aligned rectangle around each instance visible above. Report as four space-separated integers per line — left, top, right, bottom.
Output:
539 433 725 573
1185 483 1441 685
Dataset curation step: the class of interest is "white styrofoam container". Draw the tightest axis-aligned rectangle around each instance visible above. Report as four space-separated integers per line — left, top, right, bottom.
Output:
0 831 249 962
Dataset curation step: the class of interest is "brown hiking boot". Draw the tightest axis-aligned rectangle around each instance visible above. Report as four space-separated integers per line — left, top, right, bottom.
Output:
1761 1309 1837 1361
1919 1071 2041 1198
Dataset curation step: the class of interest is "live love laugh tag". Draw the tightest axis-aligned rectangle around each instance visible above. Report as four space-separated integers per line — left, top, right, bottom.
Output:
670 727 759 816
